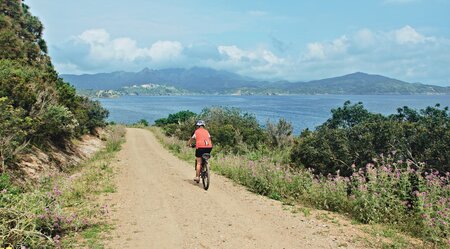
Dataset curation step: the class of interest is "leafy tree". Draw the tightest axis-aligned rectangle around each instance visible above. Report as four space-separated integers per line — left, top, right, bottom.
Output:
265 118 294 148
321 101 382 129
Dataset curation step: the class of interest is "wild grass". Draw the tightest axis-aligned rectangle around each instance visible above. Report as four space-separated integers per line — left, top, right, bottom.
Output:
150 126 449 248
0 125 126 248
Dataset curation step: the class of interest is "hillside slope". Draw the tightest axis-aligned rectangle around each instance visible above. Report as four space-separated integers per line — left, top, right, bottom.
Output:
283 72 450 94
62 67 266 92
0 0 108 175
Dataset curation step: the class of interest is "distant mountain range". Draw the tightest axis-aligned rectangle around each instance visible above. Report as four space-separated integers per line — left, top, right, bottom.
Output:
61 67 450 95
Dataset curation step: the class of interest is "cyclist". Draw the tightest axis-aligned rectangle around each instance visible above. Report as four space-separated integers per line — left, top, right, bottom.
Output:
186 120 213 183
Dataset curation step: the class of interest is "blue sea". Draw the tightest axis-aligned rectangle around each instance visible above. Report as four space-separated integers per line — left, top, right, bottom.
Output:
98 95 450 134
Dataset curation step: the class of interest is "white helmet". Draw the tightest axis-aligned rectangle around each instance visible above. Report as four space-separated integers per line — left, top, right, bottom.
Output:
196 120 206 126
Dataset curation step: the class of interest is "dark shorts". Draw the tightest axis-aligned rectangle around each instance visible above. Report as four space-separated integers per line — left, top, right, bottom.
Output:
195 147 212 157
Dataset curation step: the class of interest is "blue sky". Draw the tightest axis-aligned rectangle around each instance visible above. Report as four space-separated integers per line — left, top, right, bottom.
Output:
26 0 450 85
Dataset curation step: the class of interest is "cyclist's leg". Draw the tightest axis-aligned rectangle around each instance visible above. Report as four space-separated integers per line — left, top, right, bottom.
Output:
195 157 202 178
194 148 202 182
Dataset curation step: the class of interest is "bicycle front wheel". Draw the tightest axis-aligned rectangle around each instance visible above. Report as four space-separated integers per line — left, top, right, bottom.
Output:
201 163 210 190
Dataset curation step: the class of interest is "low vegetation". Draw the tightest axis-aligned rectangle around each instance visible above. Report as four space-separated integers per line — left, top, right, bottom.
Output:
0 125 126 248
153 104 449 247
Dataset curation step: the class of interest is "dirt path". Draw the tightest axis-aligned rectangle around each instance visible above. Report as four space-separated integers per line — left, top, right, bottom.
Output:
107 128 368 249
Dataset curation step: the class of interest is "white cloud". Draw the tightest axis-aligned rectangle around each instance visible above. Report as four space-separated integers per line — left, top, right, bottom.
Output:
294 25 449 84
393 25 427 44
261 50 284 64
303 36 348 61
75 29 183 64
218 45 284 65
55 26 450 85
54 62 83 74
330 36 349 53
218 45 245 61
110 38 143 61
78 29 110 44
354 28 376 47
148 41 183 61
305 43 325 60
215 45 286 78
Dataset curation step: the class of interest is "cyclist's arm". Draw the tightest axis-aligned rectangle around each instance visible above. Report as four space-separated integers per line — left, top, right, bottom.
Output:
186 137 194 146
187 133 195 146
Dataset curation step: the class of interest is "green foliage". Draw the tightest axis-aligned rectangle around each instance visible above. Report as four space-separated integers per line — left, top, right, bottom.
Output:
291 102 450 175
0 0 49 66
291 127 352 175
135 119 149 127
35 105 78 143
84 99 109 133
321 101 383 129
265 118 294 148
0 173 20 195
154 110 196 127
0 1 108 169
156 107 268 154
199 107 267 153
0 97 30 171
0 29 25 59
156 108 303 155
391 104 450 171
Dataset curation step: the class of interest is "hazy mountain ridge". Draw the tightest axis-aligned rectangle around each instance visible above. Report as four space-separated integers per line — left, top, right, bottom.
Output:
281 72 449 94
63 67 264 92
62 68 450 95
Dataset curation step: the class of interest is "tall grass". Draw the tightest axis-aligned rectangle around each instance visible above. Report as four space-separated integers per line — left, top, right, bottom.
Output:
0 125 126 248
150 127 449 247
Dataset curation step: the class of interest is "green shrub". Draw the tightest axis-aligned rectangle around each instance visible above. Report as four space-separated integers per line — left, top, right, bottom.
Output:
35 105 78 144
291 102 450 175
135 119 149 127
0 97 30 171
154 110 196 127
199 107 267 153
84 99 109 132
265 118 294 148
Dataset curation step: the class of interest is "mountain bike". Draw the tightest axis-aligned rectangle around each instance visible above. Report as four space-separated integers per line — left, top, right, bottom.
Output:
199 153 211 190
189 145 211 190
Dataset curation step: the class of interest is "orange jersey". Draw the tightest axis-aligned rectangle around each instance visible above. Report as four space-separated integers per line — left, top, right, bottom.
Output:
193 127 213 149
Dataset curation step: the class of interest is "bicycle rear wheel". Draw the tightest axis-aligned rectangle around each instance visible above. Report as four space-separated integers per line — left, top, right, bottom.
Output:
201 162 210 190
